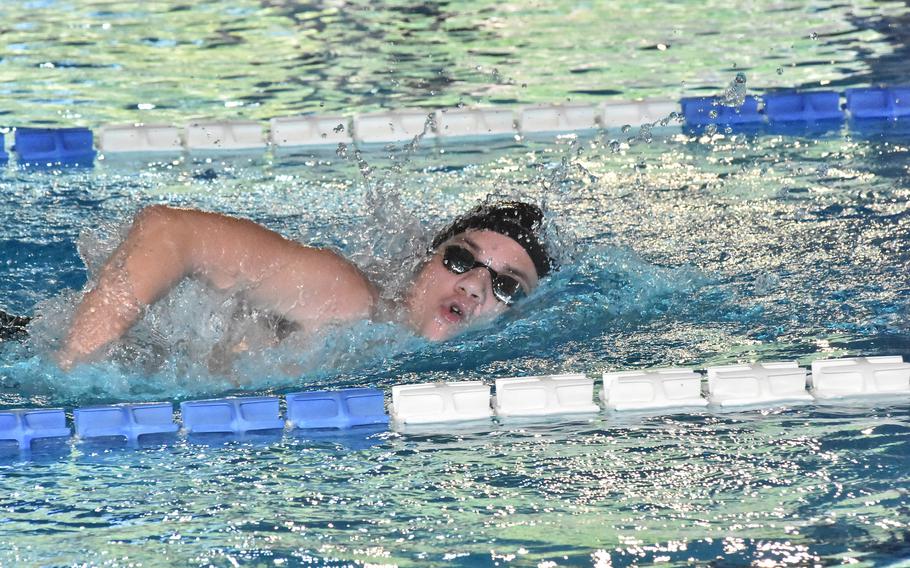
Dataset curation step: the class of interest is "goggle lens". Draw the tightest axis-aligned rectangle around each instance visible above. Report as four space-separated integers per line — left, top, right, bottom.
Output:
442 246 527 305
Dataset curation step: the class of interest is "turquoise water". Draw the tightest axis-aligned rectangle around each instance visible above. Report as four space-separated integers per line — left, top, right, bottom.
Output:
1 1 909 566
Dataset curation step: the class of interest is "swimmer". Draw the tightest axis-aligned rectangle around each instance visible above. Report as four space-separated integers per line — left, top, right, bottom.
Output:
40 200 552 369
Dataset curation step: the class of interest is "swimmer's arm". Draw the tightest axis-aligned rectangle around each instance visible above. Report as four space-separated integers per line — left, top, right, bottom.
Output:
58 205 375 368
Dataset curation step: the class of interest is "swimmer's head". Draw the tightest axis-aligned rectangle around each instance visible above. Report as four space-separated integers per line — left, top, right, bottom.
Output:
404 201 553 341
430 201 553 279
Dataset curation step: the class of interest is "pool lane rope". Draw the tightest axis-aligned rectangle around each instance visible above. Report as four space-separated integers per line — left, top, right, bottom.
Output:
1 86 908 164
1 355 909 450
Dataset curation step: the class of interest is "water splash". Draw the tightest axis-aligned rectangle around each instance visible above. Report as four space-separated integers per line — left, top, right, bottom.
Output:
341 113 440 303
721 72 748 107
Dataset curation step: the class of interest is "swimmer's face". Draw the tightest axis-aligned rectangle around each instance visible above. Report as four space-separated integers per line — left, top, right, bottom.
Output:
405 229 540 341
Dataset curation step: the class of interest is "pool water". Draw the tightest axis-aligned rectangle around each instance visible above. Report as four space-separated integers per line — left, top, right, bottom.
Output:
1 1 909 566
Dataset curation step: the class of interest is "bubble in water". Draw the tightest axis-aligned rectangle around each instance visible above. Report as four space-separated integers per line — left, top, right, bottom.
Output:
810 32 818 40
705 124 718 136
621 124 631 133
709 110 718 119
817 163 830 177
608 139 621 153
335 143 348 158
776 67 784 75
333 123 345 133
734 72 746 84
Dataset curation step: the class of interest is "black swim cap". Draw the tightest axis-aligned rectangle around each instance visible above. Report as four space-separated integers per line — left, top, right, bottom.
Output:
431 201 553 278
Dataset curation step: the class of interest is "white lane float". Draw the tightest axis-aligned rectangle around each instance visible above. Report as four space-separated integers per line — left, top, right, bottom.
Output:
705 361 813 407
601 367 707 411
390 381 492 425
493 373 599 417
810 356 910 399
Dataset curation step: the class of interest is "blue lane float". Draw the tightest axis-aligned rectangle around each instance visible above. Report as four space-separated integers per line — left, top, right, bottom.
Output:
14 127 96 164
763 91 843 122
0 408 71 449
0 133 7 162
74 402 179 442
286 388 388 429
680 95 763 126
845 87 910 119
180 396 285 434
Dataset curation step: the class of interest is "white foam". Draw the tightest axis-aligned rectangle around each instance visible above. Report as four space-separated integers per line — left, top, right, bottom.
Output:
98 124 183 153
810 356 910 399
185 120 266 150
705 361 812 407
601 100 680 128
434 107 515 139
601 368 707 411
390 381 491 424
493 373 599 417
269 115 352 147
518 104 599 134
352 110 434 144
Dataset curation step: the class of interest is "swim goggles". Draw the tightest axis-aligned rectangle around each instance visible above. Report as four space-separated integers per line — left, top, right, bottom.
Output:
442 245 527 305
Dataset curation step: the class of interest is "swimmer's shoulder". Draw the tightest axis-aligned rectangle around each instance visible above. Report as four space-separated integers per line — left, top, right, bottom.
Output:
285 245 378 323
325 249 379 318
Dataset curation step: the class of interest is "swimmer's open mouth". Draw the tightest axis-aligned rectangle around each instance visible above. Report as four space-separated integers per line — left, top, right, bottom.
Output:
441 301 467 324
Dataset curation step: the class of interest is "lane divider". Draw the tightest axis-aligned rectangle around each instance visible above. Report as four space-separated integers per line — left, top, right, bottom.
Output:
810 356 910 399
493 374 599 417
601 368 707 411
846 87 910 119
15 127 96 164
3 86 907 165
390 381 491 425
286 388 388 430
74 402 178 441
180 396 284 435
1 356 908 451
764 91 842 122
0 409 70 448
0 87 910 165
705 362 812 407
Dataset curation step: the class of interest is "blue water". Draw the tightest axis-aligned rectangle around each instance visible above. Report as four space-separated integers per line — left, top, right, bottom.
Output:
0 134 907 566
1 0 910 565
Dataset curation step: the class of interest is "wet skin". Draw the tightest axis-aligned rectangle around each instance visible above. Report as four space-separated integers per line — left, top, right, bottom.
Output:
404 229 539 341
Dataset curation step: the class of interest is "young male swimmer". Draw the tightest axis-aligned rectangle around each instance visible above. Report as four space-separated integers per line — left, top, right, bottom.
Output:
55 201 553 369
